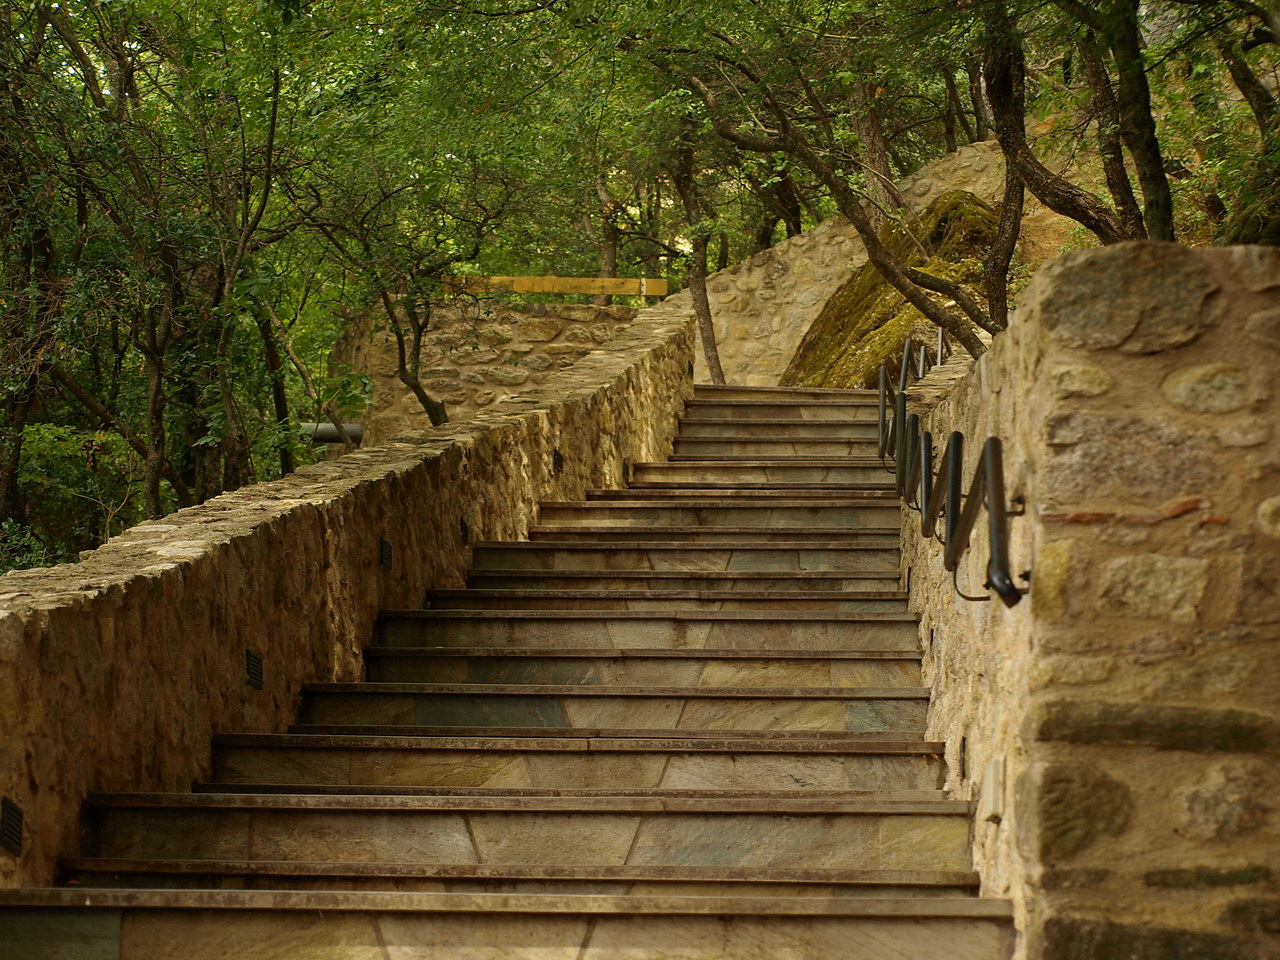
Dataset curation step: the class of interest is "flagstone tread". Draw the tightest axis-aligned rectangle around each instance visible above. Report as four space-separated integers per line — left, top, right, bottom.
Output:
686 399 880 407
366 645 918 658
193 784 949 800
88 793 971 815
646 458 888 466
379 608 917 622
467 570 900 582
428 589 909 602
58 860 976 887
0 888 1011 918
693 385 879 397
590 486 896 496
213 733 944 754
472 540 903 551
540 498 897 508
307 683 931 699
527 527 901 539
286 725 929 741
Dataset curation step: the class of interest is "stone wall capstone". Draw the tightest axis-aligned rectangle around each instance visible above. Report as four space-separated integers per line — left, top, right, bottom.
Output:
903 242 1280 960
0 306 695 888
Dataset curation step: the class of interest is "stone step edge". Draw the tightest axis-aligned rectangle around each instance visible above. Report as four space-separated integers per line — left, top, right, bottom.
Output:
285 726 929 742
365 646 918 659
685 399 880 407
466 570 899 580
196 784 949 800
427 589 909 601
641 459 888 466
0 888 1012 919
692 384 878 396
306 683 930 699
378 609 916 621
673 439 882 446
540 504 901 512
87 793 971 814
213 733 944 754
61 859 975 887
473 540 901 551
614 484 895 492
529 527 901 536
678 418 880 425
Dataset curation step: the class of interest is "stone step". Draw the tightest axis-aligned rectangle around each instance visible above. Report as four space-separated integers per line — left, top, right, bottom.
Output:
692 384 879 401
299 683 930 731
529 526 902 543
633 462 893 484
1 890 1014 960
589 486 897 500
281 727 929 744
469 541 901 574
536 500 900 528
362 647 922 686
375 610 919 650
209 733 945 791
465 570 903 592
685 400 880 421
59 859 978 898
83 794 974 871
679 417 880 439
674 438 883 457
426 588 908 612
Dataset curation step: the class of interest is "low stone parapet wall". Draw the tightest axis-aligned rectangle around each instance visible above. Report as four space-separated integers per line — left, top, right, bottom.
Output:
903 243 1280 958
0 306 695 887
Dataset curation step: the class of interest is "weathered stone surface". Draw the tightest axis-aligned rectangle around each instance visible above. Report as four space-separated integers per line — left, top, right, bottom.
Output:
1219 420 1273 447
522 354 553 371
1175 763 1270 839
452 349 500 366
1033 539 1081 622
1244 307 1280 350
1036 763 1133 861
484 367 530 386
1145 866 1272 888
518 317 563 341
1041 868 1112 891
1036 242 1220 353
1042 918 1263 960
1257 496 1280 539
1097 554 1209 622
1220 900 1280 935
1163 364 1250 414
1049 365 1113 399
1036 701 1278 753
564 325 593 343
1238 555 1280 623
1043 413 1219 506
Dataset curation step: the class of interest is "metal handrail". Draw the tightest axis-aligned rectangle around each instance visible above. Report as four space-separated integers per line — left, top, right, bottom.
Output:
875 349 1026 608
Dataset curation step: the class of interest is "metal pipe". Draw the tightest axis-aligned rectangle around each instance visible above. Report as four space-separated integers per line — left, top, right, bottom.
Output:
300 422 363 444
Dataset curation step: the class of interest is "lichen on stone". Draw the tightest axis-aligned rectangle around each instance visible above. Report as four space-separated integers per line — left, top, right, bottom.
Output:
779 190 999 389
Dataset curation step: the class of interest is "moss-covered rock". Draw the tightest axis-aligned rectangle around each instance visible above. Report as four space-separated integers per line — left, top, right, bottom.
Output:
780 190 998 388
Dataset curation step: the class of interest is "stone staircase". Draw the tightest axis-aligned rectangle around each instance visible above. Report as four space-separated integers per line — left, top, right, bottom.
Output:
8 383 1013 959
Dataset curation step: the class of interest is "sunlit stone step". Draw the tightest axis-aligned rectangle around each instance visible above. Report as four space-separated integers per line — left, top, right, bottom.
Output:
1 890 1014 960
588 486 896 500
427 588 908 612
675 438 883 457
529 527 901 544
685 399 880 421
209 733 945 791
679 417 880 439
692 384 879 401
374 610 918 651
469 541 900 574
58 859 978 898
299 683 929 732
83 794 974 871
362 647 922 686
633 461 892 484
536 500 900 528
464 570 903 592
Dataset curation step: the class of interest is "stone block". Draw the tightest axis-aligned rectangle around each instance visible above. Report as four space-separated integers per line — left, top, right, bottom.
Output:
1145 866 1272 888
564 325 593 343
1175 762 1269 839
1257 496 1280 539
518 317 563 341
1034 762 1132 861
1041 918 1263 960
1244 307 1280 350
1220 900 1280 935
522 354 553 371
1097 554 1208 622
1049 365 1113 399
1163 364 1250 414
1035 242 1220 353
485 367 529 386
1035 700 1278 753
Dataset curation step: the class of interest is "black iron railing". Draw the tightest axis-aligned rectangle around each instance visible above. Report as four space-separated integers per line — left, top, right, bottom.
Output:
877 341 1026 608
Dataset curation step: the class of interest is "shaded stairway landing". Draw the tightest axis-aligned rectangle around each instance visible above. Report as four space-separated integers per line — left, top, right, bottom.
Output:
4 383 1013 960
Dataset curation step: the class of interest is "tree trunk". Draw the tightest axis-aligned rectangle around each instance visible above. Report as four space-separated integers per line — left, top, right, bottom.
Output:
668 125 726 384
983 158 1024 332
945 70 977 143
254 308 295 477
1078 36 1146 239
592 187 620 307
983 4 1127 245
0 382 36 523
853 82 905 225
967 57 991 140
1217 36 1278 137
1103 0 1175 241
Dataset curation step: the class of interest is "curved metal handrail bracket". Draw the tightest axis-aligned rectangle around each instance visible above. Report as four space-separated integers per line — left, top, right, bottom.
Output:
877 353 1027 608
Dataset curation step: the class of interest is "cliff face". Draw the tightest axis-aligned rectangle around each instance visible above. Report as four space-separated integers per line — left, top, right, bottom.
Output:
780 191 999 389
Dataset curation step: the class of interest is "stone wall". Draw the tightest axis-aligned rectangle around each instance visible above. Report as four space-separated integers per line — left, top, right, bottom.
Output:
334 302 639 444
902 242 1280 959
664 140 1071 386
0 307 695 888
